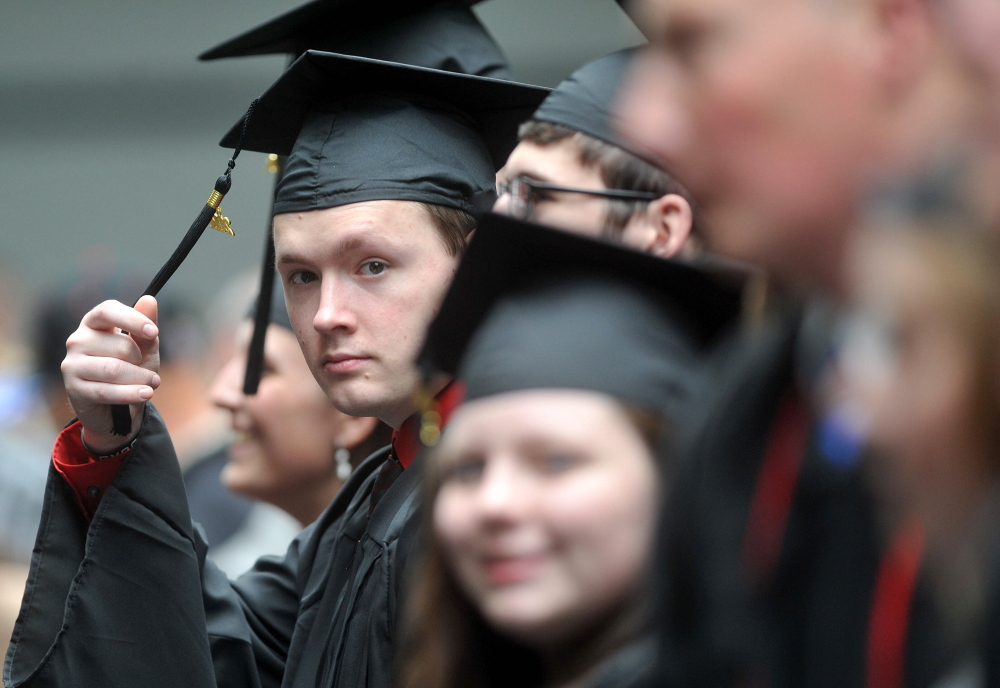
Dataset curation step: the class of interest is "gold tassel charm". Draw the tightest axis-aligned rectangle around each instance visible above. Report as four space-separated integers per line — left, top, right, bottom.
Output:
414 386 442 447
209 209 235 236
206 189 235 236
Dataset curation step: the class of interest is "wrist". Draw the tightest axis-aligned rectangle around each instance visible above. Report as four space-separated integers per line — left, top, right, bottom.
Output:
81 404 145 454
82 431 139 460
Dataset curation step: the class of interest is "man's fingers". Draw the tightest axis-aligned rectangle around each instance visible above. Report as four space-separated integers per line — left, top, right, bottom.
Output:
65 329 144 366
70 381 156 406
69 356 161 388
81 300 158 339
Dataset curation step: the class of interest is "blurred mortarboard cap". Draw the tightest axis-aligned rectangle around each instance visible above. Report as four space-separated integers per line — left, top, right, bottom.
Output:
199 1 511 80
531 49 640 156
220 51 548 214
419 213 748 413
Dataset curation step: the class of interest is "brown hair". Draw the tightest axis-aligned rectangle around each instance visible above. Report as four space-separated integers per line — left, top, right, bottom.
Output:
896 218 1000 463
421 203 477 256
517 119 700 238
395 402 664 688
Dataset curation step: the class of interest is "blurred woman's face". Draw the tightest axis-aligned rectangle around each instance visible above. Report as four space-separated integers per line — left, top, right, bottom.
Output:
432 389 658 648
210 322 344 505
841 231 985 533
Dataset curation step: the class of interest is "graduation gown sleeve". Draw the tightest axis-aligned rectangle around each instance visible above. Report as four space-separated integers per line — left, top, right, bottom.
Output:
4 405 306 688
5 401 413 688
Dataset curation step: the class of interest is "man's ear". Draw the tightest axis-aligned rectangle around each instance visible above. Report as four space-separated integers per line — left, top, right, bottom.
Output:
642 193 693 259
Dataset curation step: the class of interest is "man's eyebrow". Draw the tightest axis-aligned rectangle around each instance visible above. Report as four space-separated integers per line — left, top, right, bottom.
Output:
508 170 555 185
276 235 383 267
276 252 312 267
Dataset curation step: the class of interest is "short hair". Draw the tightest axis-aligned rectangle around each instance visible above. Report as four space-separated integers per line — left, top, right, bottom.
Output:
421 203 477 256
518 119 701 238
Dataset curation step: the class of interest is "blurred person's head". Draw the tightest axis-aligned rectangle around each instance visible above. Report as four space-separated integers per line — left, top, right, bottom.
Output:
398 213 746 688
210 286 392 525
840 215 1000 623
495 50 698 258
414 388 662 687
620 0 969 295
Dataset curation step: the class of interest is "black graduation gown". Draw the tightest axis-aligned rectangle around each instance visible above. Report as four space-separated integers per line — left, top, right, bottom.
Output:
652 304 951 688
4 405 422 688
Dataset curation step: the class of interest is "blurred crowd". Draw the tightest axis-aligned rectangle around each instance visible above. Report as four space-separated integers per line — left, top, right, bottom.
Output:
4 0 1000 687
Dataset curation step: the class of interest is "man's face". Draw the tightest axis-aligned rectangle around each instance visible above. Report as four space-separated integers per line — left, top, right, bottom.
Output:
494 138 611 236
621 0 886 291
273 200 460 429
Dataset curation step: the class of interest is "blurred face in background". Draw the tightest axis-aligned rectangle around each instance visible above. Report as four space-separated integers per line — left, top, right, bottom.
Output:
840 225 1000 554
210 321 378 521
432 389 658 651
619 0 916 292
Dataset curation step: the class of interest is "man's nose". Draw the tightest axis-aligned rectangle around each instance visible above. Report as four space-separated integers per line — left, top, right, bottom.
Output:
313 278 358 334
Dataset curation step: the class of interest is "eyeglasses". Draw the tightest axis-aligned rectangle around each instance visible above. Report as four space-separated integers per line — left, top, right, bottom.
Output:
495 176 661 221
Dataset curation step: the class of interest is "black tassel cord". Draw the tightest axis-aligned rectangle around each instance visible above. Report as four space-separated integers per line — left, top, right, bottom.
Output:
109 99 258 436
242 231 276 395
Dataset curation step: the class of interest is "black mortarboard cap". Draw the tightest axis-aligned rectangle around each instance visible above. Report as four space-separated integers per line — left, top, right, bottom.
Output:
220 51 548 214
531 49 641 156
419 213 747 414
199 1 511 80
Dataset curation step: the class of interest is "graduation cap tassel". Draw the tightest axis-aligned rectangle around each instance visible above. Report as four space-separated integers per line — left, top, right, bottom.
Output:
242 230 275 395
109 99 259 436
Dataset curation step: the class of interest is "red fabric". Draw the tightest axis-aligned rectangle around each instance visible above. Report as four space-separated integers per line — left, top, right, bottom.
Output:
52 421 129 521
391 380 465 469
741 390 810 583
866 518 925 688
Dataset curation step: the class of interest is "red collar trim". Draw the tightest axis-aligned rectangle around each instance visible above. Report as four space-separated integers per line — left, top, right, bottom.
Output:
391 380 465 469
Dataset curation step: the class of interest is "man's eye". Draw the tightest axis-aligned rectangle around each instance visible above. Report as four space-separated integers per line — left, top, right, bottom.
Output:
288 270 318 286
360 260 387 276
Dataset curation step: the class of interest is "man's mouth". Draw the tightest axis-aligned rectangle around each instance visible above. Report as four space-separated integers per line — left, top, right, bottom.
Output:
323 353 372 374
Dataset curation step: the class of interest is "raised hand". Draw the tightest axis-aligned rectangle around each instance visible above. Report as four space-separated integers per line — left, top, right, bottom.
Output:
61 295 161 453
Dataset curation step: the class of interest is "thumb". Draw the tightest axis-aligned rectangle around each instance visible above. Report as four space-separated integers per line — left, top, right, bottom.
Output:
133 295 160 362
134 295 158 327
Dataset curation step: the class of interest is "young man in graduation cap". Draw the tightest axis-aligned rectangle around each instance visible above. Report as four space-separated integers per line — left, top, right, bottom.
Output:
4 54 545 688
200 0 513 400
495 49 701 259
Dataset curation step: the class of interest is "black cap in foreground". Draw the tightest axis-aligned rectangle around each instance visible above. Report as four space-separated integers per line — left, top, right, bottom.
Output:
419 213 748 412
220 51 548 215
199 1 510 80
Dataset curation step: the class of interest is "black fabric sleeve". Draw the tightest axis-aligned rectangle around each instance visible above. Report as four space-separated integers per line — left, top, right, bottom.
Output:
4 405 302 688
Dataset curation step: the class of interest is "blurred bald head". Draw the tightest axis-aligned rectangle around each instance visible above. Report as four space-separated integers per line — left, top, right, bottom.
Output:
619 0 968 295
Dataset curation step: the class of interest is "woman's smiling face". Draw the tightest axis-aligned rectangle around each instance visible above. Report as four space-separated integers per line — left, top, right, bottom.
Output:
432 389 659 648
